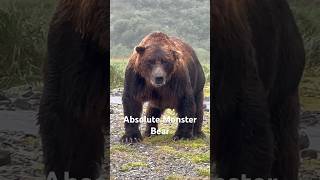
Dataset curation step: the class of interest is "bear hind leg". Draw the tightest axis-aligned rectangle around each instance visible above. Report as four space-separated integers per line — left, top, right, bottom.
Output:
271 90 300 180
193 90 205 138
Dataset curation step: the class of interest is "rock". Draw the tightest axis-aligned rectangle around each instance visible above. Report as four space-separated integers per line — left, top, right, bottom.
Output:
29 99 40 110
0 105 5 110
110 109 114 114
13 98 32 110
301 149 318 159
21 87 33 98
300 111 319 126
0 150 11 166
30 92 42 100
0 92 9 101
203 104 207 109
0 100 11 106
0 99 13 111
7 104 16 111
299 130 310 150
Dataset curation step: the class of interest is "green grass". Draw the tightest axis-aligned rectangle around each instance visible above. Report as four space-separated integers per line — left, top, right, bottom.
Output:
0 0 56 89
301 159 320 172
300 75 320 111
110 144 135 153
141 110 210 165
110 60 127 89
289 0 320 71
120 161 149 172
165 175 187 180
196 167 210 177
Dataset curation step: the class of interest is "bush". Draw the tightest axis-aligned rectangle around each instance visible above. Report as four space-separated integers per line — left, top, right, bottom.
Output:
289 0 320 73
0 0 56 89
110 44 132 59
110 62 127 89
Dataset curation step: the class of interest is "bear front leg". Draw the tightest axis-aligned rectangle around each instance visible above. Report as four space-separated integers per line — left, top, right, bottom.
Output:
144 105 163 137
173 95 196 140
121 94 143 143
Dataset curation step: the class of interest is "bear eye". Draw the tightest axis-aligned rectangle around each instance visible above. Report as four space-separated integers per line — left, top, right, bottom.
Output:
161 59 169 64
147 59 155 64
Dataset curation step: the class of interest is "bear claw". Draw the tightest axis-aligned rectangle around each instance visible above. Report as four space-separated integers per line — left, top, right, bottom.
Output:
120 134 143 143
172 133 193 141
193 131 206 138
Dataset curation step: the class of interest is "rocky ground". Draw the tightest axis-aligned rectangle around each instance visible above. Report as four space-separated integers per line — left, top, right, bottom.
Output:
110 104 211 180
109 88 210 180
0 86 319 179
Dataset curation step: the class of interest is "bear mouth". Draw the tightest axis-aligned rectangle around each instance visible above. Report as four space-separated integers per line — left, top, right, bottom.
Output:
150 79 166 88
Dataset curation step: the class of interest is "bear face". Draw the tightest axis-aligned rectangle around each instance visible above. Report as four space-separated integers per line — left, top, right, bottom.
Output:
133 45 179 88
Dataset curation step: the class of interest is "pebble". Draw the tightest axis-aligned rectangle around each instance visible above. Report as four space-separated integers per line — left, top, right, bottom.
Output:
300 130 311 150
0 150 11 166
301 149 318 159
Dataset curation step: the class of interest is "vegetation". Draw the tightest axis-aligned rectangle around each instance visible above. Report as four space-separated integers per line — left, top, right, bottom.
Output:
110 108 211 177
0 0 318 109
110 0 210 61
120 161 149 172
0 0 56 89
289 0 320 73
196 167 210 177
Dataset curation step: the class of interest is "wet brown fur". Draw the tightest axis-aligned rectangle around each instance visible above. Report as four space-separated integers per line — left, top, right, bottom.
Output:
38 0 108 179
212 0 305 179
121 32 205 141
52 0 108 49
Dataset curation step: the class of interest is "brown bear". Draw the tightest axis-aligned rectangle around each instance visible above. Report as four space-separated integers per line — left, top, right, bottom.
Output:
212 0 305 179
121 32 205 143
38 0 108 179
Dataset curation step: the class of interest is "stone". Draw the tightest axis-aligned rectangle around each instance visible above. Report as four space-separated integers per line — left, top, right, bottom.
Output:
0 100 11 106
0 150 11 166
301 149 318 159
30 92 42 100
299 130 310 150
13 98 32 110
21 87 33 98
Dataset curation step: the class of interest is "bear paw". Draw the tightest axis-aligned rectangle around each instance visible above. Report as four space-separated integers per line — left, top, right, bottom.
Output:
121 132 143 143
193 131 206 138
172 131 193 141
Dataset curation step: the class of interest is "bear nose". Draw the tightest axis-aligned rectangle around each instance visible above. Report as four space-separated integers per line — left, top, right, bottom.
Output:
155 76 164 84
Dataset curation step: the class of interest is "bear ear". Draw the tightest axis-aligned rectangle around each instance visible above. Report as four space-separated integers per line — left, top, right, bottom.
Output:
135 46 145 54
171 50 181 61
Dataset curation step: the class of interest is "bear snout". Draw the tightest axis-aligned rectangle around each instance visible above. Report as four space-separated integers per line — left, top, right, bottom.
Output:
151 66 167 87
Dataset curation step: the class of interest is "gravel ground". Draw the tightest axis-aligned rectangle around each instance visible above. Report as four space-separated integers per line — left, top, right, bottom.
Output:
0 87 319 179
0 131 43 180
110 104 210 180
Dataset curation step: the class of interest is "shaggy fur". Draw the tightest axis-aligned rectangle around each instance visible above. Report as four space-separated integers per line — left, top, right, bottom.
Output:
38 0 108 179
212 0 305 179
121 32 205 142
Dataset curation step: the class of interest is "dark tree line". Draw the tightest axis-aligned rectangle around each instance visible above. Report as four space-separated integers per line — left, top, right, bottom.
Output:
110 0 210 60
